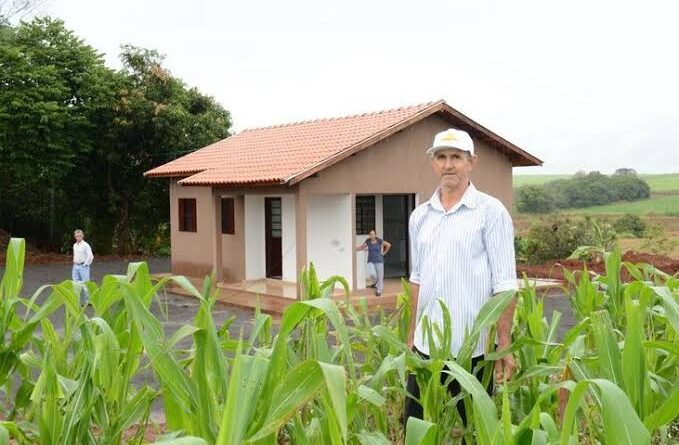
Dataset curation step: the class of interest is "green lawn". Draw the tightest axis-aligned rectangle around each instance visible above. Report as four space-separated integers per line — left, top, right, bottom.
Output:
639 173 679 192
514 193 679 216
512 174 570 187
568 193 679 215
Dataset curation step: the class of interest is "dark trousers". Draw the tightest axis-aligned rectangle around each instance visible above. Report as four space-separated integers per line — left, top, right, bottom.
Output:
404 348 493 427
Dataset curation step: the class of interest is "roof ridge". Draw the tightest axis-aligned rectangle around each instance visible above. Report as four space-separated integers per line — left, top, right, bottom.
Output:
241 100 442 132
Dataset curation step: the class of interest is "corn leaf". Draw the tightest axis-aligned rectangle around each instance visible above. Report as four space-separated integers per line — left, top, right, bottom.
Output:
405 417 437 445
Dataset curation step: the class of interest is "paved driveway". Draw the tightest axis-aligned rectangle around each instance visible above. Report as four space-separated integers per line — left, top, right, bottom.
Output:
4 258 256 342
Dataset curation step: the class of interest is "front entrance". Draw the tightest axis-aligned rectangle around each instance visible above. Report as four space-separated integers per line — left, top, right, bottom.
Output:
265 197 282 279
382 194 416 278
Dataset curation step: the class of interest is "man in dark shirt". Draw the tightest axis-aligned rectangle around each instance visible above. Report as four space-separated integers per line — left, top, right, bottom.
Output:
356 229 391 296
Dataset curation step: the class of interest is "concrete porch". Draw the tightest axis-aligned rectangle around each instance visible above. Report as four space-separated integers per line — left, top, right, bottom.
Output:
164 275 564 316
215 277 403 314
164 276 405 315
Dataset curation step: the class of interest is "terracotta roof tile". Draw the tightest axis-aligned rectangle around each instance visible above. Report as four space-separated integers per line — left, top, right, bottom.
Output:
145 102 439 185
144 100 541 185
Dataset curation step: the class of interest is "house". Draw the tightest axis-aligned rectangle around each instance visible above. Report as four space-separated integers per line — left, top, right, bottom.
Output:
144 100 541 293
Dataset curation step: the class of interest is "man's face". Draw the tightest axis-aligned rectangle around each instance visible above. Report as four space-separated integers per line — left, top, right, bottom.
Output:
430 148 476 190
74 232 83 243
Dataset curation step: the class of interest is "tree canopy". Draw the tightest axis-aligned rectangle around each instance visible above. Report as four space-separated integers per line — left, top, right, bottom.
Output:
515 170 651 214
0 17 232 252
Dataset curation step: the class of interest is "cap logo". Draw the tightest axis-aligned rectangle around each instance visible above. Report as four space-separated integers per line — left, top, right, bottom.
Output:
440 132 458 142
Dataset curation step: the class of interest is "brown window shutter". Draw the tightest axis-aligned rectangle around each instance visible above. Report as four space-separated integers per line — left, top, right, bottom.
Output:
179 198 197 232
221 198 235 234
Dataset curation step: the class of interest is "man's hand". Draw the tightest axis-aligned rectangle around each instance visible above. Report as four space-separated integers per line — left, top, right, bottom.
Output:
494 353 516 384
407 283 419 352
495 295 517 384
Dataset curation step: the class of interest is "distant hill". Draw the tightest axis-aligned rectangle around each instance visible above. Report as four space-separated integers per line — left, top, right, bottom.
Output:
512 174 570 188
512 173 679 215
513 173 679 193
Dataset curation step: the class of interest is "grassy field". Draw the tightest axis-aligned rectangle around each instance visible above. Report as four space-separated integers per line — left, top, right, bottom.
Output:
512 172 679 259
513 172 679 216
639 173 679 192
514 172 679 192
573 193 679 214
512 174 570 187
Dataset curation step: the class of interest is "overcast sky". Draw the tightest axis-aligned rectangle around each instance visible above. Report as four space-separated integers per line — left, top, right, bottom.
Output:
40 0 679 174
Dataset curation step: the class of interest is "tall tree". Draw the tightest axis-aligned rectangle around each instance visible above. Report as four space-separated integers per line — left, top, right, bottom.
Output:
75 45 232 253
0 18 232 252
0 17 118 246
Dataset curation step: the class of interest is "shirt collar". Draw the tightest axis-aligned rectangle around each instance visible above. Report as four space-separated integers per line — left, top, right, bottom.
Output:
428 182 479 212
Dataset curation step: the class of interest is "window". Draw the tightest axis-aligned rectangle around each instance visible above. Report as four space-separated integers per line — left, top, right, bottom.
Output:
266 197 282 238
178 198 197 232
355 195 375 234
221 197 235 234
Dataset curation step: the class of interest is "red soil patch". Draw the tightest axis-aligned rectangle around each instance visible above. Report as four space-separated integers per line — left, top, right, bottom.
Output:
517 251 679 281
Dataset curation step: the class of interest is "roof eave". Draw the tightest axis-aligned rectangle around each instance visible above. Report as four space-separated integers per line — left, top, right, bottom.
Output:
437 103 543 167
144 168 208 178
177 178 287 187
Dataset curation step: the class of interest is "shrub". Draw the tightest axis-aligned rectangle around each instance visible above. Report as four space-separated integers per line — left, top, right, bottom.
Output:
639 223 679 256
136 222 171 256
520 215 616 264
613 214 647 237
516 185 554 213
514 235 539 264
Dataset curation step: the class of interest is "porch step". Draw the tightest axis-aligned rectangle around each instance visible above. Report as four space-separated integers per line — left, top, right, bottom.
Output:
159 275 399 315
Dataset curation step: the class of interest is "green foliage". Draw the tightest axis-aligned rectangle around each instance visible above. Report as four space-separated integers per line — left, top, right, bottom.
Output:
0 17 116 246
514 235 539 264
515 172 679 192
516 185 554 214
614 214 647 237
0 18 231 252
639 224 679 256
515 170 651 214
519 215 617 264
568 217 618 261
3 238 679 444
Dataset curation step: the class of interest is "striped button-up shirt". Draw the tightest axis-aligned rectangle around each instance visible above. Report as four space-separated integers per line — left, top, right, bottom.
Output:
409 183 517 357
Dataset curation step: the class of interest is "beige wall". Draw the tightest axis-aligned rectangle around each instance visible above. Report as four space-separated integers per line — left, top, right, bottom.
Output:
171 182 298 282
472 139 514 207
169 180 214 278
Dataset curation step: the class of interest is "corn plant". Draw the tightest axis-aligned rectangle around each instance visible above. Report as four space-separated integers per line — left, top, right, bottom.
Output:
2 237 678 444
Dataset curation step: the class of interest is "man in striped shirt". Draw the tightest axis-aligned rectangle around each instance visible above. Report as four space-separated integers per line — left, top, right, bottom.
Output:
404 128 518 425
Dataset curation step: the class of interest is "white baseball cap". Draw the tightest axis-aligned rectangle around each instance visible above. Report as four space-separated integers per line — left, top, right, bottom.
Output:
426 128 474 157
